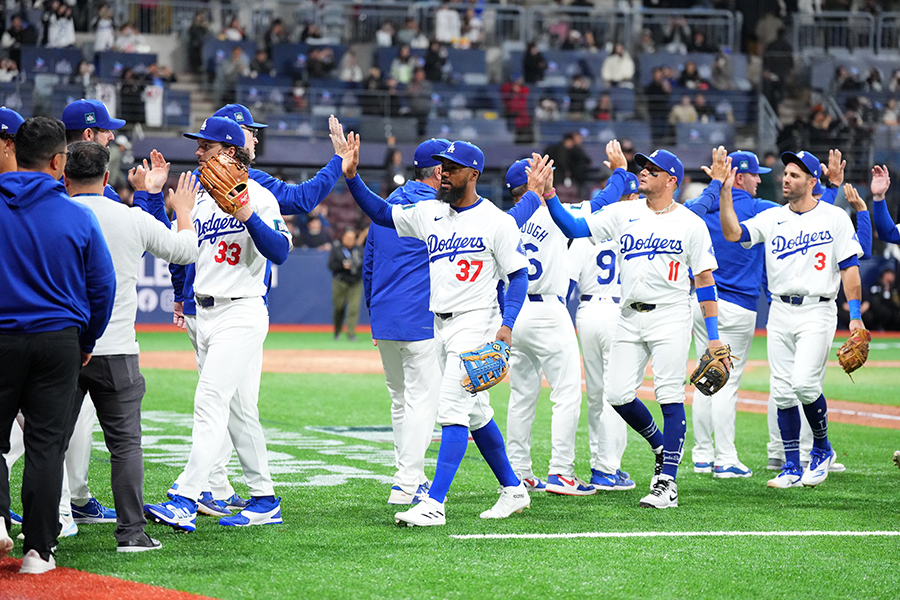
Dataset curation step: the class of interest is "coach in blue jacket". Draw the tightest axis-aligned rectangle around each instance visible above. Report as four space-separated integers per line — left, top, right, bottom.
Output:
362 138 449 506
0 117 116 574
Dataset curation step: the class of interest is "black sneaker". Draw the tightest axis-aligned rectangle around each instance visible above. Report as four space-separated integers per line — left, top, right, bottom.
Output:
117 532 162 553
651 448 665 486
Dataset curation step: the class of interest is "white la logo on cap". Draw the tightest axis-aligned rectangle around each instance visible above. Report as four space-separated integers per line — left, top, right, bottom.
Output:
447 142 456 154
650 150 658 157
473 159 477 165
226 134 232 140
797 151 805 158
200 119 208 130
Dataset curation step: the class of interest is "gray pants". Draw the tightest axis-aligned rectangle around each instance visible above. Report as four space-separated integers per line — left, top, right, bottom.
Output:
332 278 362 338
76 354 147 543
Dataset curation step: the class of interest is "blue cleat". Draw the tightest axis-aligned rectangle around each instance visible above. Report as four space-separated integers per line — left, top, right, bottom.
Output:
197 492 231 517
693 461 714 474
590 468 636 491
10 511 22 526
222 493 249 510
72 498 117 524
545 474 596 496
144 495 197 532
521 476 547 492
219 496 282 527
713 463 753 479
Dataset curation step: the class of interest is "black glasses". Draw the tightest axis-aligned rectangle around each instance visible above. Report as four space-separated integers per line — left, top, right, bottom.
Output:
643 167 664 177
243 127 259 139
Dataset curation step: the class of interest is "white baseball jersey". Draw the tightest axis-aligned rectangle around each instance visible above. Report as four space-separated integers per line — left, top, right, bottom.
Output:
518 205 570 296
568 202 622 299
584 201 717 306
192 179 291 298
741 201 862 297
392 198 528 314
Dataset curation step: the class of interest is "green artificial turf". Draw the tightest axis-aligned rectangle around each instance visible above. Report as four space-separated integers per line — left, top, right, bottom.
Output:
6 334 899 600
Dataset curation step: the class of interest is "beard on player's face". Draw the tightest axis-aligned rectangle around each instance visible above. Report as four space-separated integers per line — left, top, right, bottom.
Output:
437 180 467 204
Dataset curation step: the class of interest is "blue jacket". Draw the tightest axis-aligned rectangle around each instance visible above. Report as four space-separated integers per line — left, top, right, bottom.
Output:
0 171 116 352
685 187 779 311
169 160 342 315
363 180 435 341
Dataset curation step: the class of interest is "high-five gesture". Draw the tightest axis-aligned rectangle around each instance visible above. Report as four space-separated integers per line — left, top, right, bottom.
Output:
167 171 201 220
821 148 846 187
843 183 868 213
603 139 627 171
341 132 361 179
701 145 729 182
871 164 890 200
145 149 171 195
526 153 554 197
329 114 353 163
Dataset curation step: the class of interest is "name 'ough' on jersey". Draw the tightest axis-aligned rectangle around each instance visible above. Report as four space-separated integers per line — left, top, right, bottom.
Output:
391 198 528 314
518 204 572 296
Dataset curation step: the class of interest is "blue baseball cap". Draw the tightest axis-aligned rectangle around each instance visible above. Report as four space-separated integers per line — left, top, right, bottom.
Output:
729 150 771 174
213 103 268 129
506 159 529 189
635 149 684 187
781 150 821 179
813 180 825 195
62 99 125 131
0 106 24 134
623 171 639 194
414 138 450 168
183 116 244 145
432 140 484 173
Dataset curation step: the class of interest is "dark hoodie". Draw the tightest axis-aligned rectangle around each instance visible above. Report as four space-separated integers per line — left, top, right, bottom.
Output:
0 171 116 353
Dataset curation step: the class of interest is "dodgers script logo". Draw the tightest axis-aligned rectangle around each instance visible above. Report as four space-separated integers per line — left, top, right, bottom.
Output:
771 230 833 259
427 232 486 262
619 233 683 260
195 213 245 244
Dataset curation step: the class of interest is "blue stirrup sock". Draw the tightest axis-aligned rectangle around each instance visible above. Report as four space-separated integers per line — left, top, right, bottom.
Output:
428 425 469 503
777 405 802 467
802 394 832 452
471 419 520 488
613 398 664 450
661 403 686 479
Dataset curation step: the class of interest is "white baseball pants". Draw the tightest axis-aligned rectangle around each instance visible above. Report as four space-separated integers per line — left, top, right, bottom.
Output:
433 307 502 430
576 300 629 474
690 297 756 467
506 297 583 478
378 338 440 491
175 297 274 501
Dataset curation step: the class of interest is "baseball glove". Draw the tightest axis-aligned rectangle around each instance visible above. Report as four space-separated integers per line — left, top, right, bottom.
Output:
198 153 250 215
460 341 511 394
690 344 738 396
836 328 871 381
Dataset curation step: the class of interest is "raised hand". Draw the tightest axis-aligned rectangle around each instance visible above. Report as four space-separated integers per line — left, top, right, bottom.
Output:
821 148 846 187
342 132 360 179
700 145 729 182
525 153 553 196
128 162 148 192
329 114 350 160
843 183 867 213
145 149 171 194
603 139 627 171
871 164 890 199
722 160 736 190
167 171 201 215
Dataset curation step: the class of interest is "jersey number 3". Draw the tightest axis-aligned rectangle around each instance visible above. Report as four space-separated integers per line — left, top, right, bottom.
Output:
814 252 826 271
456 259 483 282
214 241 242 265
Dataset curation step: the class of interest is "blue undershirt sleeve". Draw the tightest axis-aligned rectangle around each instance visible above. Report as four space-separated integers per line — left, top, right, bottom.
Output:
169 263 187 303
589 168 628 211
507 191 541 227
253 157 342 215
363 230 374 309
820 187 837 205
684 180 722 217
345 175 395 228
545 194 591 238
872 199 900 243
855 210 872 260
501 268 527 330
839 255 860 269
739 224 751 243
244 213 290 265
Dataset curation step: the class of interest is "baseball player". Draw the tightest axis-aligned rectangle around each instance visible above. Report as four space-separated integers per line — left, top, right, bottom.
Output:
66 141 199 551
143 116 292 531
871 165 897 244
568 161 640 491
503 157 595 496
718 150 864 488
343 134 552 525
161 108 350 516
545 149 723 509
362 138 449 505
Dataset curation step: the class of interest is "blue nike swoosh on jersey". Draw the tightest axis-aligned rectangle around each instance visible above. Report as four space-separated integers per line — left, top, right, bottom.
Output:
778 221 787 224
434 216 442 221
629 218 640 222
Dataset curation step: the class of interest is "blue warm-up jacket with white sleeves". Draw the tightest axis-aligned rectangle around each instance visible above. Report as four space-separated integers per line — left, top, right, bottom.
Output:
0 171 116 353
168 159 343 315
363 180 436 341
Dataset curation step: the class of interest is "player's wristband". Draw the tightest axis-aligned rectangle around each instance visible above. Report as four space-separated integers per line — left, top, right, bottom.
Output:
696 284 718 303
542 188 556 199
848 299 862 320
704 315 720 341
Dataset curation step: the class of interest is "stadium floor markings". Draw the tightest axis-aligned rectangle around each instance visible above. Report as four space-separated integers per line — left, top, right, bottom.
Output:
450 530 900 540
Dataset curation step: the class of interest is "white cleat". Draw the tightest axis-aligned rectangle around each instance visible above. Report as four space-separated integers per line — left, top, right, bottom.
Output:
767 462 803 488
395 497 446 527
801 448 836 487
19 549 55 574
480 482 530 519
639 476 678 509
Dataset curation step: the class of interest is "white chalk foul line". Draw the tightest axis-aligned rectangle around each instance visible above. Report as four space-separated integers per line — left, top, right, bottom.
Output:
451 530 900 540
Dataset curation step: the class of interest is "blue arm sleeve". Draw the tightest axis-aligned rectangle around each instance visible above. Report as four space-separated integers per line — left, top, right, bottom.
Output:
546 194 591 238
507 191 541 227
739 224 751 243
684 180 722 217
345 175 395 228
839 255 860 269
103 184 122 203
169 262 187 303
363 229 374 309
589 167 628 211
502 268 528 330
872 199 900 243
244 213 290 265
252 156 342 215
133 191 169 227
855 210 872 260
81 215 117 353
820 187 838 205
496 280 506 316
